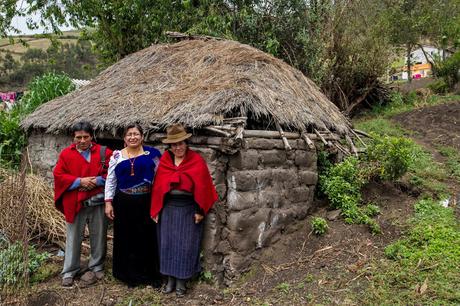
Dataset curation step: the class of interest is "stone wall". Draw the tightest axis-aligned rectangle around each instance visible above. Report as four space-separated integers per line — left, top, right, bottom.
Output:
27 131 72 181
27 132 317 285
210 137 317 285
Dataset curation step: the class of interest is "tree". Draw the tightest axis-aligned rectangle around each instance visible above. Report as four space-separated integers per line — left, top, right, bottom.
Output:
0 0 395 113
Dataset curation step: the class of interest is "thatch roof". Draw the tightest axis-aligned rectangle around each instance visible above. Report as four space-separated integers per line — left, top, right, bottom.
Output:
22 39 351 134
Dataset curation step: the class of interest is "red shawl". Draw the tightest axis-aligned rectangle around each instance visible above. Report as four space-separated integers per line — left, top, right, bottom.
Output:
151 149 218 218
53 143 112 223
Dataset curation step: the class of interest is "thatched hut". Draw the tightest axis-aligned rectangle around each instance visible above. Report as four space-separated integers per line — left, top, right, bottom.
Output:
22 38 354 284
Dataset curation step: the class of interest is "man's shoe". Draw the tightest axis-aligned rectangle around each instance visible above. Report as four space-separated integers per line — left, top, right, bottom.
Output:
94 271 105 280
80 271 97 286
62 277 74 287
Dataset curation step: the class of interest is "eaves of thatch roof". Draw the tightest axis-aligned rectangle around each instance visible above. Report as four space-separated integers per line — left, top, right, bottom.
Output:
21 39 351 135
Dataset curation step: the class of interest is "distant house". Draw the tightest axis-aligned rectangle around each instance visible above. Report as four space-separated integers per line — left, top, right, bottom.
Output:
394 46 452 81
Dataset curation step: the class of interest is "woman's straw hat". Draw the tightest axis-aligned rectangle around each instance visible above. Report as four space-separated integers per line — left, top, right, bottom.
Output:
162 123 192 144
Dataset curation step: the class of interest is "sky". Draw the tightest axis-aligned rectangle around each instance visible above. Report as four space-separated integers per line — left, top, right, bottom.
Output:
8 3 74 35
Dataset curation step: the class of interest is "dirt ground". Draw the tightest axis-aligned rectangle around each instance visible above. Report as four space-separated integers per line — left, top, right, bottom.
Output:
5 101 460 306
392 101 460 150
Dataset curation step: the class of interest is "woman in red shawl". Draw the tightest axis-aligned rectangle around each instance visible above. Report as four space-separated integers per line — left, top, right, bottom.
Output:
151 123 218 298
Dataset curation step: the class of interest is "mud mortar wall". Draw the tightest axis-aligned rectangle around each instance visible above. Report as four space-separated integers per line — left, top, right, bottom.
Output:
27 133 318 286
203 137 318 285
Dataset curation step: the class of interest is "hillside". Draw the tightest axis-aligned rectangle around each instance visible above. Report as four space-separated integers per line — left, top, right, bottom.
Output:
0 30 81 62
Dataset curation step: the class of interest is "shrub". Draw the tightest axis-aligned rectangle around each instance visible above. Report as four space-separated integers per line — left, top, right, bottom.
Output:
0 72 75 168
428 79 449 94
366 135 414 181
311 217 328 236
434 50 460 88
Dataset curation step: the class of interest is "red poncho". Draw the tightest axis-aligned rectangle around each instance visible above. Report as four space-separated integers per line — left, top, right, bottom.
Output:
151 149 218 218
53 143 112 223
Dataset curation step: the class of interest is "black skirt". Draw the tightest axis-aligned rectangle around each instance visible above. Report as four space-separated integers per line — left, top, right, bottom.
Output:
158 195 203 279
112 191 161 286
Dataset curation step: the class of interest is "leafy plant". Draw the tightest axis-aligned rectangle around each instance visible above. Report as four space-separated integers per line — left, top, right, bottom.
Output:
0 242 50 287
0 72 75 168
275 282 291 294
366 135 414 181
311 217 328 236
364 203 381 217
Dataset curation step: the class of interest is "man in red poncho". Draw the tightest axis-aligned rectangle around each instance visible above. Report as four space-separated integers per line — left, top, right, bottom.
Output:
53 121 112 287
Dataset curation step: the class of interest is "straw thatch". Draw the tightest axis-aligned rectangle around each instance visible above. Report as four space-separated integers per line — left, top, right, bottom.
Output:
22 39 351 135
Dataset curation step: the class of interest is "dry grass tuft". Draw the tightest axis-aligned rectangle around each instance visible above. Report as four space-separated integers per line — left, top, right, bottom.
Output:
0 167 65 246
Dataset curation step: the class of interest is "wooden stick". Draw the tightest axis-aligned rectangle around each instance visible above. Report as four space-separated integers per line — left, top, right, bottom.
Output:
353 129 372 138
275 123 292 151
235 125 244 141
345 134 358 157
301 132 315 150
204 126 232 137
350 129 367 148
208 125 236 131
335 142 351 156
314 129 328 146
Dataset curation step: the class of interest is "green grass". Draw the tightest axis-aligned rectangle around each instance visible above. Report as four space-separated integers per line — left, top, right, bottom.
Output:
354 116 450 197
359 92 460 119
362 198 460 305
437 146 460 183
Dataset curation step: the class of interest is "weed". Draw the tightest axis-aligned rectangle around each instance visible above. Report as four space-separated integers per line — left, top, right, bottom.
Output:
0 242 50 287
363 198 460 304
437 146 460 183
199 270 213 283
364 203 380 217
275 282 290 294
311 217 328 235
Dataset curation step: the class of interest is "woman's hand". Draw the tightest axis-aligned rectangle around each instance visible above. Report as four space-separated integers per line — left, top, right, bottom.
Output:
194 214 204 224
105 202 115 220
152 216 159 223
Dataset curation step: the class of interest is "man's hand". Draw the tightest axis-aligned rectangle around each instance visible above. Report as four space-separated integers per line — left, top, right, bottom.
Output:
80 176 97 190
105 202 115 220
194 214 204 224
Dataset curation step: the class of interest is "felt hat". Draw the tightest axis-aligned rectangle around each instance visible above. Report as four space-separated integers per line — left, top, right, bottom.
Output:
162 123 192 144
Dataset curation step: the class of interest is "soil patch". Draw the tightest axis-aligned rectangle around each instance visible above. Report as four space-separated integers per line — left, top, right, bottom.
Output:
392 101 460 150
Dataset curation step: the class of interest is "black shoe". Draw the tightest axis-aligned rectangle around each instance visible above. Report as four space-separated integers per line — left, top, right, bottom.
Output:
176 287 186 298
162 276 175 294
162 284 175 294
152 279 163 289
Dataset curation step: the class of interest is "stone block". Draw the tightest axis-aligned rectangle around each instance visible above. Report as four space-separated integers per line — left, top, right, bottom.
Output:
226 208 270 232
245 138 285 150
298 170 318 186
255 169 274 188
257 187 282 209
260 150 286 167
227 189 258 211
202 212 219 252
229 149 259 170
286 186 311 203
227 171 258 191
294 150 317 168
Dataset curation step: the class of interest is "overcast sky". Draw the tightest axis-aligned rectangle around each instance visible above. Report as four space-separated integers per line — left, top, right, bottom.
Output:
8 3 74 35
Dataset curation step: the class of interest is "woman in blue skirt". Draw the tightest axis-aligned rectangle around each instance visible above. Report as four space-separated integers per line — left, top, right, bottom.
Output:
151 123 218 297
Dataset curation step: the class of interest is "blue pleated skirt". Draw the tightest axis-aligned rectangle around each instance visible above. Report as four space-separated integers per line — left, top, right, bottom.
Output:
158 195 203 279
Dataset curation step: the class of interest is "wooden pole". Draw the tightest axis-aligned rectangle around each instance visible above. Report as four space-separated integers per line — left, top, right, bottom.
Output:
275 123 292 151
